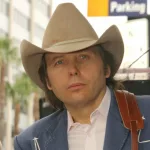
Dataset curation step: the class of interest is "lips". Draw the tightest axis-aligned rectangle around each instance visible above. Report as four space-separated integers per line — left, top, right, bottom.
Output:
68 83 85 90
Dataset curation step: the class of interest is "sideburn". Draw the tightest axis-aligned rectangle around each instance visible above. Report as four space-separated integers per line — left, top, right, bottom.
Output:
38 54 64 110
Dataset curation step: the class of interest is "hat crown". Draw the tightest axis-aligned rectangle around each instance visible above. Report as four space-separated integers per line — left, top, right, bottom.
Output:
42 3 98 49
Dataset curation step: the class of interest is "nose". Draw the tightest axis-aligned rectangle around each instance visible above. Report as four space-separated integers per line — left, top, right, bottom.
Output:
68 63 80 76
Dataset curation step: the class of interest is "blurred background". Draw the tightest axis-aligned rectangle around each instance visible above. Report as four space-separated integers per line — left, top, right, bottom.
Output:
0 0 150 149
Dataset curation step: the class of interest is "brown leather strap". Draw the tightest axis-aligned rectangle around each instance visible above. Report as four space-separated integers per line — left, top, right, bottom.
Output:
131 121 138 150
115 90 144 150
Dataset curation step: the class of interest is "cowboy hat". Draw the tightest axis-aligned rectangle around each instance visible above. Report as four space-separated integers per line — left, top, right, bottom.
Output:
20 3 124 90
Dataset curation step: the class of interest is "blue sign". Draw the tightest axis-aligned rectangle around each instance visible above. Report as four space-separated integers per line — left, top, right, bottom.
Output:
109 0 147 17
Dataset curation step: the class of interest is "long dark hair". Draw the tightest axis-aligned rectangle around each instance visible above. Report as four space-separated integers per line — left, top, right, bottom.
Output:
38 45 123 110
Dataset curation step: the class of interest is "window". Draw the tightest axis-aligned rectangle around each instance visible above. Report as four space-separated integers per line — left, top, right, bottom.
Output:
36 0 50 17
13 38 21 48
0 28 8 37
13 9 30 31
0 0 9 16
34 23 44 39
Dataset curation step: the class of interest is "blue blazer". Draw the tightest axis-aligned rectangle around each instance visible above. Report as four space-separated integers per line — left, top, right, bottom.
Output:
14 91 150 150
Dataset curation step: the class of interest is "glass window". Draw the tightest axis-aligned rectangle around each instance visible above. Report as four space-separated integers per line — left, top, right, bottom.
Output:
0 29 8 37
34 23 44 39
0 0 9 16
36 0 50 17
13 9 30 31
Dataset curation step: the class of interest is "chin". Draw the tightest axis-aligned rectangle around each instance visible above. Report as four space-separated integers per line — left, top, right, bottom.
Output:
67 96 90 106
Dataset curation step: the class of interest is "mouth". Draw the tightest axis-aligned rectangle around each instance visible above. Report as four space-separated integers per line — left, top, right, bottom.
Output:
68 83 85 90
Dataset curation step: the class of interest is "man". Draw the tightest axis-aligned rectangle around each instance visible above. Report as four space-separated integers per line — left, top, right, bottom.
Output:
14 3 150 150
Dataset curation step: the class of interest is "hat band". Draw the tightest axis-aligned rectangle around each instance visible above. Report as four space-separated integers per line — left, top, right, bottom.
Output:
44 38 97 49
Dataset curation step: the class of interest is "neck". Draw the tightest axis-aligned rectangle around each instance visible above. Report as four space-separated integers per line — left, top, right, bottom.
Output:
66 87 107 124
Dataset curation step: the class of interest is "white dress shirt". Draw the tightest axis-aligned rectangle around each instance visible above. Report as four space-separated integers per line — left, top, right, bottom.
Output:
67 87 111 150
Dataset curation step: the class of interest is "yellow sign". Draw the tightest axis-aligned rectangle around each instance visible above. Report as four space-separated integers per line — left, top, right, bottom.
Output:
88 0 109 16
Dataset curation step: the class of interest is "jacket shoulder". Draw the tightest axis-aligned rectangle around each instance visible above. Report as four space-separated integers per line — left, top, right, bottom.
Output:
14 109 65 149
136 95 150 118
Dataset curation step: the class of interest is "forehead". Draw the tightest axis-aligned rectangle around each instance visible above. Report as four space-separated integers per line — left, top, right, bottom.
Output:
45 45 99 59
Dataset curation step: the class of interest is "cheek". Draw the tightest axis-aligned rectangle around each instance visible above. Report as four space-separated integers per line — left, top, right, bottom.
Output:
47 70 67 89
82 62 104 78
88 69 106 88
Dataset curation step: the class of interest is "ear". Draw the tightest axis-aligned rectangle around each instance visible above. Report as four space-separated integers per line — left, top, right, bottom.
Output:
105 65 111 78
46 79 52 90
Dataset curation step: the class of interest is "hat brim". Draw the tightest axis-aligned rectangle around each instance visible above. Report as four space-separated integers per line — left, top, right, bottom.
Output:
21 25 124 90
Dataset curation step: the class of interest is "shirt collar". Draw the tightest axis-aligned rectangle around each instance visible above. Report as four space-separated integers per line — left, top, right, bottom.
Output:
67 111 74 132
91 86 111 118
67 86 111 132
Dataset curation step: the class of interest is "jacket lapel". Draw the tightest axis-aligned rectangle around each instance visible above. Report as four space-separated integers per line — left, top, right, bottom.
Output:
103 90 130 150
43 90 130 150
34 110 68 150
46 109 68 150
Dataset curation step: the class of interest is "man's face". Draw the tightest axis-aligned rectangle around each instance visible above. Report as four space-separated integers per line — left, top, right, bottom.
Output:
45 46 110 108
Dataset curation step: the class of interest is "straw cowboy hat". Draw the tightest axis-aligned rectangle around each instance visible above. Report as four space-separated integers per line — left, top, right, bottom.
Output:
20 3 124 90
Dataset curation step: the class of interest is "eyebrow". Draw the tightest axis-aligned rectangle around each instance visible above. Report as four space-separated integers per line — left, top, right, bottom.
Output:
47 49 93 63
50 55 64 62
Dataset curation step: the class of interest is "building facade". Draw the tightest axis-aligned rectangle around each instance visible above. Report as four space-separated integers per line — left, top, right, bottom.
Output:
0 1 52 149
0 0 52 46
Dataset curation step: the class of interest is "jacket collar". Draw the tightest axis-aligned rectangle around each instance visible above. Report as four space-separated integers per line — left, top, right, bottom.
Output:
30 109 68 150
45 109 68 150
103 89 130 150
35 89 134 150
44 89 130 150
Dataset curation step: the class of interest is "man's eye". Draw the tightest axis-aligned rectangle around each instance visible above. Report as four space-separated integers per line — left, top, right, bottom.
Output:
80 55 88 60
55 60 63 65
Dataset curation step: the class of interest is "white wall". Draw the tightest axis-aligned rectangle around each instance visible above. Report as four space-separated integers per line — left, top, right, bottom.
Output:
12 23 30 40
44 0 51 4
34 9 49 29
13 0 30 17
33 36 43 47
0 14 8 33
